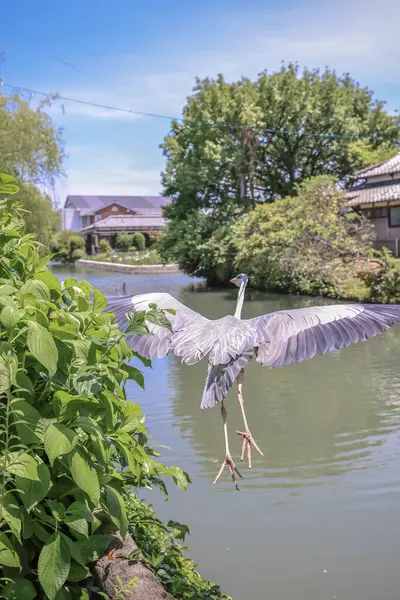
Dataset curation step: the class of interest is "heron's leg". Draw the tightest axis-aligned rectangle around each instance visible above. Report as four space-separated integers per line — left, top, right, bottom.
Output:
213 400 243 490
236 370 264 469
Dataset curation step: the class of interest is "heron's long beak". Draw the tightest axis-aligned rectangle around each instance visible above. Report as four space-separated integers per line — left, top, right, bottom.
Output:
230 277 238 285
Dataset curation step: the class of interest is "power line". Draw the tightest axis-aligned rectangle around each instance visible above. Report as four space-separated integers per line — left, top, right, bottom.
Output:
1 81 398 141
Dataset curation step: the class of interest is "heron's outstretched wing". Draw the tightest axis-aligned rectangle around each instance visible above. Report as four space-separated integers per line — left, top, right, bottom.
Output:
247 304 400 368
107 292 211 362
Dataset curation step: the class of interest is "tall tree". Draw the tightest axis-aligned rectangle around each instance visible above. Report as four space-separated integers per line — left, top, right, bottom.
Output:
16 182 60 250
0 87 64 248
160 63 400 277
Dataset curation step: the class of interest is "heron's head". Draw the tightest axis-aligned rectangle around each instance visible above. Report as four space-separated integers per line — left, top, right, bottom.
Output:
229 273 248 287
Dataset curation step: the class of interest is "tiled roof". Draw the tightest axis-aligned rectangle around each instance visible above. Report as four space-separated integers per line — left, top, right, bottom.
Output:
82 215 166 231
65 195 170 212
347 184 400 206
357 151 400 178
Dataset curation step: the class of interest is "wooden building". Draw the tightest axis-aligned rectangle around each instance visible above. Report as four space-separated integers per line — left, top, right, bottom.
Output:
347 152 400 256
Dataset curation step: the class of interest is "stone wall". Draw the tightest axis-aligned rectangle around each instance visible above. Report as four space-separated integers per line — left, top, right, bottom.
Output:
76 259 181 274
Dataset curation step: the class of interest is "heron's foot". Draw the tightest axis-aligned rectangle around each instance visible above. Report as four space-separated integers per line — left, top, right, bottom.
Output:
236 429 264 469
213 455 243 490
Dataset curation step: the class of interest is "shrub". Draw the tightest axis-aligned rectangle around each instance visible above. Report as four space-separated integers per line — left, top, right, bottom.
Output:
361 251 400 303
99 239 111 255
0 181 198 598
132 232 146 251
68 234 85 253
233 177 375 297
148 231 161 246
51 230 86 264
116 232 133 251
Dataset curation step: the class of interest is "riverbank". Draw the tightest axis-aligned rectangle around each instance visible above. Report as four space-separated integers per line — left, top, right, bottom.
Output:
76 258 181 274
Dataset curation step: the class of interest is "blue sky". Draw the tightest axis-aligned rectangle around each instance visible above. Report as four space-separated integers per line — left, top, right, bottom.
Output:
1 0 399 205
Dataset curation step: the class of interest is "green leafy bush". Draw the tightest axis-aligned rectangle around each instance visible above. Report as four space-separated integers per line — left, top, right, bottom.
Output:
132 233 146 252
233 177 375 297
361 251 400 303
51 230 86 264
98 239 111 255
116 233 133 252
0 178 214 599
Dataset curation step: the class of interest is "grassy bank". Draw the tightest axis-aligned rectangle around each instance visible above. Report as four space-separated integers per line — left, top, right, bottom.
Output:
86 249 162 265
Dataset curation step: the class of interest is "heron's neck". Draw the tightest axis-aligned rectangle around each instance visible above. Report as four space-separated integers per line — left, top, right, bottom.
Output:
234 282 246 319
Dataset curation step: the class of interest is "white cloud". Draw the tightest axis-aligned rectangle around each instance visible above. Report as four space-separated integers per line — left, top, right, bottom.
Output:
46 1 400 122
56 145 162 199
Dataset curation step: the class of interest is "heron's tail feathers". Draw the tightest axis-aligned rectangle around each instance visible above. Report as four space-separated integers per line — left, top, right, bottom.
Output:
201 351 253 409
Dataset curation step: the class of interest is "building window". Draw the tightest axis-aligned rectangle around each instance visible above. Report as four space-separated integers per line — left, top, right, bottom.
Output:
389 206 400 228
365 207 389 219
112 206 118 212
373 207 388 218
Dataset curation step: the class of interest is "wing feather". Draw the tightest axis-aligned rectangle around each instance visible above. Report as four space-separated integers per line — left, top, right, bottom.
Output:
247 304 400 368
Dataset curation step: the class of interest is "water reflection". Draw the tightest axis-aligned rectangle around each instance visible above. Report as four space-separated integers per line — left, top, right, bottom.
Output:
52 265 400 600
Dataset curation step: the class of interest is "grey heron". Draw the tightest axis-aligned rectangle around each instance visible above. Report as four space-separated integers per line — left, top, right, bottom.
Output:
108 274 400 490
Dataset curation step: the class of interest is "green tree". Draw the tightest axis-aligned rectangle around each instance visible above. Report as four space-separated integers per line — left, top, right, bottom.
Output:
344 140 399 176
116 232 133 251
0 89 64 186
14 182 60 251
132 232 146 251
160 64 399 276
51 230 85 264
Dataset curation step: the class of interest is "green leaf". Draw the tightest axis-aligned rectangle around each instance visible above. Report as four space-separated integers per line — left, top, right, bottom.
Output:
49 321 79 341
27 320 58 372
132 351 152 368
78 535 112 563
55 588 72 600
69 449 100 505
38 532 70 600
0 577 37 599
20 279 51 301
0 532 21 568
11 398 42 444
46 499 66 522
121 364 144 389
72 372 102 396
104 486 128 538
0 284 18 296
44 423 78 465
16 460 51 510
61 533 85 566
66 500 93 522
0 303 24 328
1 492 22 541
6 452 40 480
34 271 62 295
65 515 88 539
68 562 90 582
70 340 89 361
33 522 51 542
0 173 19 195
93 288 107 312
0 342 18 393
15 371 34 397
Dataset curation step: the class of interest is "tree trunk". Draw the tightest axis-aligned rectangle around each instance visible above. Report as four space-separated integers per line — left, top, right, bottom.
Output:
93 531 175 600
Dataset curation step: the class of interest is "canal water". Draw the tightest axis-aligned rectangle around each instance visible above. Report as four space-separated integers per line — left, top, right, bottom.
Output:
52 265 400 600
